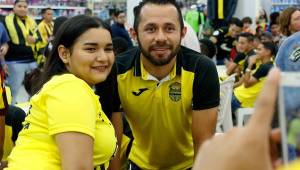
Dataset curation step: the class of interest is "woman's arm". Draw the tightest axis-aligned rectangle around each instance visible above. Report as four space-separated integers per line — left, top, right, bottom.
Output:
55 132 94 170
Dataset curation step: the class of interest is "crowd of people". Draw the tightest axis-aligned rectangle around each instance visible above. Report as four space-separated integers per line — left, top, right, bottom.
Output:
0 0 299 169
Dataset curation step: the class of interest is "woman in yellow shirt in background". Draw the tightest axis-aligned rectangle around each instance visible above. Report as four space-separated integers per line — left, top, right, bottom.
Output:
4 15 117 170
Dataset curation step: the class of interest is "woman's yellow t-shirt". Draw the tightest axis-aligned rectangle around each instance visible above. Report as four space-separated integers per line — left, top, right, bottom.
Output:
5 74 117 170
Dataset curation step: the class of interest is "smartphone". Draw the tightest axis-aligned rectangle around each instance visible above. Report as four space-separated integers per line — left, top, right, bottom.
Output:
279 72 300 165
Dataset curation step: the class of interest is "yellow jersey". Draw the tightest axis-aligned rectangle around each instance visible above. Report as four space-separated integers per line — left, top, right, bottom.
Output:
5 74 117 170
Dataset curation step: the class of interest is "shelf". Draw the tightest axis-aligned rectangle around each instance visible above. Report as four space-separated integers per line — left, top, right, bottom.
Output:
0 5 85 10
273 3 300 5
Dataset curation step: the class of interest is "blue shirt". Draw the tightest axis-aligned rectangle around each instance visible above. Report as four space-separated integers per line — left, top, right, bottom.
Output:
0 22 10 47
276 31 300 121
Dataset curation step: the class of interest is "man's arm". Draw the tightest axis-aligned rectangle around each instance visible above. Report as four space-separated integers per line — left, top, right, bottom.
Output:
192 107 218 156
108 112 123 170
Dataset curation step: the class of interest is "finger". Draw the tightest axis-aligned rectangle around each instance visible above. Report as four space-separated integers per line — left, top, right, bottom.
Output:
247 68 280 134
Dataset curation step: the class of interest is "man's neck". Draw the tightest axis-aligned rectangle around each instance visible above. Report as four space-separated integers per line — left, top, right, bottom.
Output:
141 55 176 81
44 19 51 24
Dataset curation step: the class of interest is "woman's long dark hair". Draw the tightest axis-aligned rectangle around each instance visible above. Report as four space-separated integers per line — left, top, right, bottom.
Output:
34 15 111 93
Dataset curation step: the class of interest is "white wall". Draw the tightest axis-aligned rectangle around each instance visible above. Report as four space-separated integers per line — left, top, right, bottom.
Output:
233 0 260 28
126 0 142 27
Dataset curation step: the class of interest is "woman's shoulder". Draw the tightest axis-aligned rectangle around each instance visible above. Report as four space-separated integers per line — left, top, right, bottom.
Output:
43 74 93 94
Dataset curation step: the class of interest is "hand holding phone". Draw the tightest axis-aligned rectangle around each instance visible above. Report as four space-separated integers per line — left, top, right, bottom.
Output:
279 72 300 165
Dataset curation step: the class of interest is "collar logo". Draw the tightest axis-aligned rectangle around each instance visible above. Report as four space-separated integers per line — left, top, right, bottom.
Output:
289 46 300 62
169 82 181 102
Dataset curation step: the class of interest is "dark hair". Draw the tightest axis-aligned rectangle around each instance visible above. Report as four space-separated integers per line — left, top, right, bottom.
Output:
237 32 255 42
242 17 252 24
84 8 92 16
270 12 280 24
14 0 27 5
24 68 42 96
112 37 129 55
199 39 216 59
114 9 125 17
230 17 243 28
133 0 184 33
259 31 273 42
260 41 277 56
279 7 300 36
41 7 52 15
53 16 68 36
35 15 111 92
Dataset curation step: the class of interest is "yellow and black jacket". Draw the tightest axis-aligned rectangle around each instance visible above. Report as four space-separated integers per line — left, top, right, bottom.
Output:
4 13 42 62
37 20 53 52
113 46 220 169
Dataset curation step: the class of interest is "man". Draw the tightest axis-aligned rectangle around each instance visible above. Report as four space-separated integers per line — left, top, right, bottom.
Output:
113 0 220 169
111 9 133 48
37 7 53 54
193 68 280 170
226 32 256 76
4 0 41 104
210 18 243 65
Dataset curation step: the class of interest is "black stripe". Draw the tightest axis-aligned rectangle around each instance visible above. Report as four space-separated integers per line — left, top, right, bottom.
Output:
13 15 26 45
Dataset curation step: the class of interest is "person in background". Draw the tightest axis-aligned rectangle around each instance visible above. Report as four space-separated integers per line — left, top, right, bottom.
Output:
256 9 268 31
43 16 68 58
259 31 273 43
4 15 117 170
269 21 282 46
226 32 256 76
210 17 243 65
111 10 133 48
242 17 254 34
193 68 281 170
37 7 53 65
4 0 41 104
84 8 93 17
199 39 216 59
279 7 300 45
112 0 220 169
232 42 276 114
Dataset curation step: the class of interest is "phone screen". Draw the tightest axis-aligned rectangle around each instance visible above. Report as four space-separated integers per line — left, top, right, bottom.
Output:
279 72 300 164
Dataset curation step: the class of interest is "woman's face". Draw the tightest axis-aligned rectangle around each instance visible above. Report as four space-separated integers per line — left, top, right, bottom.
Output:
256 43 271 59
289 10 300 34
59 27 115 86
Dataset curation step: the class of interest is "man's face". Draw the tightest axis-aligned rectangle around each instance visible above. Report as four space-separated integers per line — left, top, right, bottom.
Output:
43 9 53 22
136 3 186 66
270 24 280 36
13 1 28 18
116 12 126 25
229 24 242 38
237 36 252 53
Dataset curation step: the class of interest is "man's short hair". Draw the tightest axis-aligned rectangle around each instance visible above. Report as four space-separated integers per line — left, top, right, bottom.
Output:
14 0 28 5
41 7 52 15
230 17 243 28
133 0 184 33
237 32 255 42
242 17 252 24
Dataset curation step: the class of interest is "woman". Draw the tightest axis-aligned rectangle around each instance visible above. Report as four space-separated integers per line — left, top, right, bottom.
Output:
232 42 276 113
4 15 117 170
279 7 300 37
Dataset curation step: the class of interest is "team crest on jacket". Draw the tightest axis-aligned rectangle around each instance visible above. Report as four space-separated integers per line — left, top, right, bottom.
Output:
169 82 181 102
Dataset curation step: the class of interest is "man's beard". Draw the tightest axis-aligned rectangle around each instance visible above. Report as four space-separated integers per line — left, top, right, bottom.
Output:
138 39 181 66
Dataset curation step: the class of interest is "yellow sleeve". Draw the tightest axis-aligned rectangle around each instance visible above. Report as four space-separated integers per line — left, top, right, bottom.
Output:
38 23 47 43
46 80 97 139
